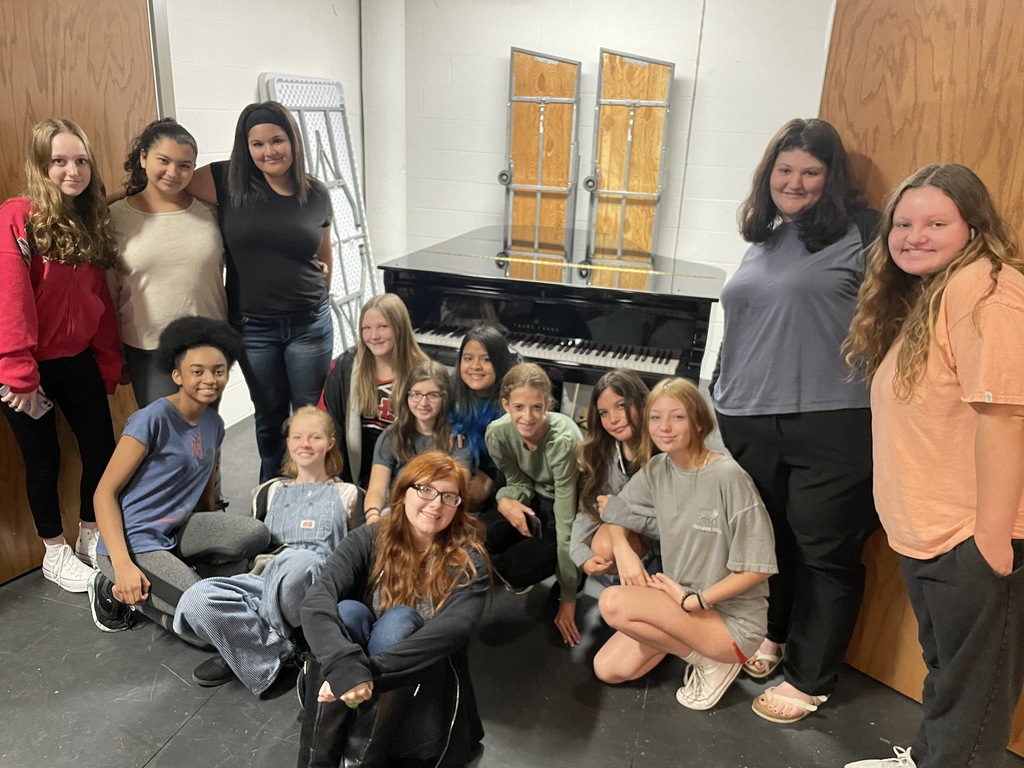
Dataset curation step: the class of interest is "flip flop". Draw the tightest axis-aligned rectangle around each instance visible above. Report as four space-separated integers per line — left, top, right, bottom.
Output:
742 647 784 679
751 686 828 724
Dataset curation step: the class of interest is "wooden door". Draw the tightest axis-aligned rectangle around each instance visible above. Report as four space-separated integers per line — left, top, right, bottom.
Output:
821 0 1024 755
0 0 156 584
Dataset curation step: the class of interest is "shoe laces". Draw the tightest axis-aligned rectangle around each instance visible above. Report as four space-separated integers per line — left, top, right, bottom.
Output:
681 661 710 699
887 747 915 767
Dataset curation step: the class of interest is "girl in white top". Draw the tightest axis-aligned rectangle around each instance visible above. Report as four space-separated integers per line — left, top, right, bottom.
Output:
109 118 227 407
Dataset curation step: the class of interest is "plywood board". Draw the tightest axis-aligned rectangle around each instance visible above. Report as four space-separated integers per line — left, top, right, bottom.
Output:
590 50 673 263
506 49 579 265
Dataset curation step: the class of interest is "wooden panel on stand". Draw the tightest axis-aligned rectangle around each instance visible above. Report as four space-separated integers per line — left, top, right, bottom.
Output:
507 49 579 276
822 0 1024 756
0 0 154 585
591 51 672 266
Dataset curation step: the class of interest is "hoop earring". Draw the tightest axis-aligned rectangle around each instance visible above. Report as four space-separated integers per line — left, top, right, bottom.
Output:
970 227 977 239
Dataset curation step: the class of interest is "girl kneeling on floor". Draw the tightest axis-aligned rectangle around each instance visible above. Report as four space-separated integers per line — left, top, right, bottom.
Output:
298 451 491 768
174 406 359 696
571 368 657 586
90 317 271 635
594 377 777 711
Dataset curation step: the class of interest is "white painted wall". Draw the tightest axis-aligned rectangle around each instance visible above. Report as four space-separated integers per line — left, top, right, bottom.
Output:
403 0 837 379
162 0 364 425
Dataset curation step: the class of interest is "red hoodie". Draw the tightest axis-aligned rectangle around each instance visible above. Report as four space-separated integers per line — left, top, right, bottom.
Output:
0 197 122 394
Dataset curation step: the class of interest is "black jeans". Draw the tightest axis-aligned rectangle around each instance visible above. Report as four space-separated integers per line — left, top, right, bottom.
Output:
2 351 115 539
902 538 1024 768
482 494 557 590
716 408 878 696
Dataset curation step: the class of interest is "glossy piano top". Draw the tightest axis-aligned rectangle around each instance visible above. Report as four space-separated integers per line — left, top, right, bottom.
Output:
378 226 726 301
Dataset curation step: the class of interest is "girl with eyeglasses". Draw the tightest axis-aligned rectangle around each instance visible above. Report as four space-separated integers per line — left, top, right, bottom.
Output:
362 360 470 525
298 451 491 768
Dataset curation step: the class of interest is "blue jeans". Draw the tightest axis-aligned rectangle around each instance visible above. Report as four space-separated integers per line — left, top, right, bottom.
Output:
337 601 424 656
233 301 333 481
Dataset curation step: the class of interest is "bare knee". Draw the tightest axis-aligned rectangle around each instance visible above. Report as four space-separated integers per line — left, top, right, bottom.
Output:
597 586 627 626
593 644 627 684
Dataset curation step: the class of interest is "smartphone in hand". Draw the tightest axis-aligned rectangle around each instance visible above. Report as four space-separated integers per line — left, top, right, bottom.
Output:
0 385 54 419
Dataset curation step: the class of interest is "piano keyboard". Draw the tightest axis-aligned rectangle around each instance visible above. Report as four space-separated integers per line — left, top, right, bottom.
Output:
414 325 681 378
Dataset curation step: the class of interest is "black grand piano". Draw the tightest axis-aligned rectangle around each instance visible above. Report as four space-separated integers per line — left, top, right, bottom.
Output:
377 226 725 395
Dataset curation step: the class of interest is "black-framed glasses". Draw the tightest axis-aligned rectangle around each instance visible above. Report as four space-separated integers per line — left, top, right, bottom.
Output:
411 483 462 508
407 390 443 403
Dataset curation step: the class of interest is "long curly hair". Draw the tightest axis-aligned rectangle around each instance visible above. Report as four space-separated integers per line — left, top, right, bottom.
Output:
389 360 453 464
578 369 650 520
738 118 866 253
24 118 118 268
449 326 516 466
844 164 1022 397
280 405 344 479
353 293 429 418
371 452 490 612
123 117 197 196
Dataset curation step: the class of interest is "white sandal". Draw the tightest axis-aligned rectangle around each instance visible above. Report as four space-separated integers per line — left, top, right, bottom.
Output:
751 686 828 724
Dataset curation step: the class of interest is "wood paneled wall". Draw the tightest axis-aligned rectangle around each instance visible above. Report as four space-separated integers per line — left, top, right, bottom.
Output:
0 0 155 584
821 0 1024 756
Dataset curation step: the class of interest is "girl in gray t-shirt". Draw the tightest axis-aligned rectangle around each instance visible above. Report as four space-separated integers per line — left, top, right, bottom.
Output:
595 378 777 712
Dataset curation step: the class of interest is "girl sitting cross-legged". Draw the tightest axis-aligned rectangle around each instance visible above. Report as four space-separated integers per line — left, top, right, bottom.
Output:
173 406 359 696
594 377 777 711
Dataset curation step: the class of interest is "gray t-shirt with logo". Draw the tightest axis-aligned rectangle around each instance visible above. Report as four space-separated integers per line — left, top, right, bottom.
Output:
602 453 777 657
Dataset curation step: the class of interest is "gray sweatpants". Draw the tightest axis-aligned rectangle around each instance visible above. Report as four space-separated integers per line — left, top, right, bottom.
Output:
98 511 271 637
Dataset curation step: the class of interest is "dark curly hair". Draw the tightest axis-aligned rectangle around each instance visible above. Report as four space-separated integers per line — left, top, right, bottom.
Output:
123 118 198 196
156 316 244 373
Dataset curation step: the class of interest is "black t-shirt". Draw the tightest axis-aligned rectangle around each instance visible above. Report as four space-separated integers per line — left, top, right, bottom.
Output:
211 161 331 318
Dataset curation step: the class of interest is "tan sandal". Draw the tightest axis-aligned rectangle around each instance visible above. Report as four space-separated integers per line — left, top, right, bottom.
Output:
742 647 784 679
751 686 828 724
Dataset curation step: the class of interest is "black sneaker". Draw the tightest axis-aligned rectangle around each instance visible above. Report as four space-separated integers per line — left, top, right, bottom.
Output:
193 655 236 687
87 571 137 633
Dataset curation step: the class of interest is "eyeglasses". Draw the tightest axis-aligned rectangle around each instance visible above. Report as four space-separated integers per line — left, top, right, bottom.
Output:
408 390 443 403
411 484 462 508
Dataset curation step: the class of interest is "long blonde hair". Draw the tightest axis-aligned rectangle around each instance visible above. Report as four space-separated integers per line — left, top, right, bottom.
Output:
844 164 1022 397
23 118 118 268
354 294 428 417
372 452 490 612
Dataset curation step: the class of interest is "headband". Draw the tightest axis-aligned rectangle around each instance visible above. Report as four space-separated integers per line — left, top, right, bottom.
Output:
244 107 290 135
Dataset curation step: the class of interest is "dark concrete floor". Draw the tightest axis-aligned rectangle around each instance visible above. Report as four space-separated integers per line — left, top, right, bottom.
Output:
2 417 1020 768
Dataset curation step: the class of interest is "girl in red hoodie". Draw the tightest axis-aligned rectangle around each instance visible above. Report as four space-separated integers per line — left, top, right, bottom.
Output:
0 117 122 593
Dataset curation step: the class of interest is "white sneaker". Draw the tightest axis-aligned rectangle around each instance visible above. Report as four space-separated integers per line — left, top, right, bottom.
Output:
845 746 916 767
42 542 94 593
675 653 742 710
75 526 100 567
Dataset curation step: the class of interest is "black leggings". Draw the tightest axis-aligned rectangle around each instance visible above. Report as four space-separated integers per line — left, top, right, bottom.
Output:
481 494 557 590
2 351 115 539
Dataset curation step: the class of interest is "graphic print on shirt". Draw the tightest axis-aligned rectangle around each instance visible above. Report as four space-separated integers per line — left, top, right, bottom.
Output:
189 432 205 461
693 508 722 535
365 380 395 429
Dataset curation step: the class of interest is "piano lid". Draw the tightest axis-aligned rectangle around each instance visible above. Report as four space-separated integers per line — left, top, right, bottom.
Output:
378 226 726 301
